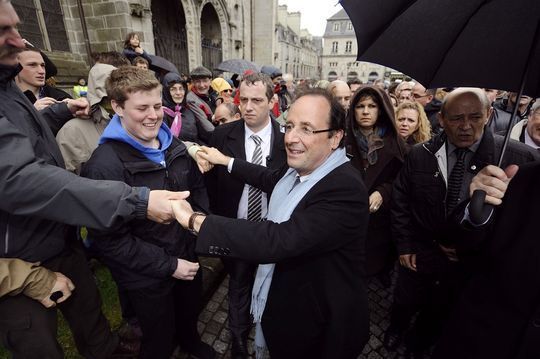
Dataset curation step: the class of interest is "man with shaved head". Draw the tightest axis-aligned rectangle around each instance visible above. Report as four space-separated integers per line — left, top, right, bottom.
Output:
384 88 539 357
328 80 351 111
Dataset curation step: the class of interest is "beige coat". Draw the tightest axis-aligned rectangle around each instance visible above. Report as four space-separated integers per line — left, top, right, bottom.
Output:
0 258 55 300
56 63 115 173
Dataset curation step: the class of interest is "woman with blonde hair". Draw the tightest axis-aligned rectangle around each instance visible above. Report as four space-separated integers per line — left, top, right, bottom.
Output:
395 101 432 144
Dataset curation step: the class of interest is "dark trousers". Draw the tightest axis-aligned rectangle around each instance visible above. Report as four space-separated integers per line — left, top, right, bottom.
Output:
389 262 465 351
0 242 117 359
124 271 203 359
222 258 255 341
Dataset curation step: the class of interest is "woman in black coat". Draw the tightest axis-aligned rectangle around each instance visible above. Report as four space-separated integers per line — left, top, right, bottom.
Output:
161 72 212 145
345 85 408 282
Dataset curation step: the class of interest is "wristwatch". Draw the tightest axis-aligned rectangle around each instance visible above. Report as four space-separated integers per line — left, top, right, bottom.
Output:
188 212 206 235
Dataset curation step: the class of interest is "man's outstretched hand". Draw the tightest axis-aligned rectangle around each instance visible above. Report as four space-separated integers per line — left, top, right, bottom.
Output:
147 190 190 223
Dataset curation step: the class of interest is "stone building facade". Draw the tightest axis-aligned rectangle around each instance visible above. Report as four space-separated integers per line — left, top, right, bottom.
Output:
321 8 387 83
250 2 319 80
13 0 254 84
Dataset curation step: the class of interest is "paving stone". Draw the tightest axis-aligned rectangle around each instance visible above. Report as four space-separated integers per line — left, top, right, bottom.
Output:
205 320 222 335
198 271 400 358
213 340 229 354
201 332 216 345
213 310 228 324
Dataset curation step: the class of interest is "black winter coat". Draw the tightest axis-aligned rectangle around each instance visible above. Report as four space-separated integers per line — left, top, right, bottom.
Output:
433 162 540 359
392 128 539 258
82 139 209 290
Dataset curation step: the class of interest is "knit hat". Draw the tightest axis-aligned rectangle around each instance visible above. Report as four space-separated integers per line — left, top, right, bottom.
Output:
211 78 232 93
190 66 212 79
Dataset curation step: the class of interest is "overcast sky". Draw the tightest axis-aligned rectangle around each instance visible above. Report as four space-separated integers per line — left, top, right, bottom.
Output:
278 0 343 37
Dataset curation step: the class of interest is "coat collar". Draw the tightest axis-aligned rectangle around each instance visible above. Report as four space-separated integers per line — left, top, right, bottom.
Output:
424 127 496 175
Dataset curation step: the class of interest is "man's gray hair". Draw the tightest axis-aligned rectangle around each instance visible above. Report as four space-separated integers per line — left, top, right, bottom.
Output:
529 100 540 115
440 87 491 117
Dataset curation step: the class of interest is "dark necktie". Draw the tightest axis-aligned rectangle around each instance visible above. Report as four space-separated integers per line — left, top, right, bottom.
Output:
446 148 467 213
247 135 263 221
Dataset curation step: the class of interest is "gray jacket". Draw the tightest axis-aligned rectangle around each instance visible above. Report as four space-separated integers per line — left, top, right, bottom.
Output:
0 63 148 262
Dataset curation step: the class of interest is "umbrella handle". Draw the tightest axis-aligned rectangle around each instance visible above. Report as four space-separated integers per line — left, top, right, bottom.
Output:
469 190 493 225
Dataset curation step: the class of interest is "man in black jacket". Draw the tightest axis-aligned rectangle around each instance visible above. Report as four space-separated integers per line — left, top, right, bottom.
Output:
202 72 286 358
176 88 370 359
82 66 215 359
384 88 539 358
0 2 185 357
15 47 72 109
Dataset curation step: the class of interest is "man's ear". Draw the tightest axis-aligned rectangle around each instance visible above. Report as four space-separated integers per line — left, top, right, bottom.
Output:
332 129 344 149
111 99 123 117
437 112 444 129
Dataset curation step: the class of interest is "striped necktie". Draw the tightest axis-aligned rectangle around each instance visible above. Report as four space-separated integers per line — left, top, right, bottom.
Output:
247 134 263 221
446 148 467 213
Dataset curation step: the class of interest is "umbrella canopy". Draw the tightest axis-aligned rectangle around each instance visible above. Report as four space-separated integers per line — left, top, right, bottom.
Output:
148 54 179 75
341 0 540 97
260 65 282 79
215 59 260 74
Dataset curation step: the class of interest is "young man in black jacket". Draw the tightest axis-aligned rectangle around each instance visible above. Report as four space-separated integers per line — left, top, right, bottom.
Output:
82 66 215 359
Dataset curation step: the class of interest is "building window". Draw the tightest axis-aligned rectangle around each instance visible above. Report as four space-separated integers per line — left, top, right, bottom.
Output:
348 22 353 31
331 41 338 53
328 71 338 81
345 41 352 53
333 23 339 31
12 0 70 52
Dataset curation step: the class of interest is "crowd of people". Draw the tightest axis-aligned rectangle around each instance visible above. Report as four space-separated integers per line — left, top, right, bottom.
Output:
1 0 540 358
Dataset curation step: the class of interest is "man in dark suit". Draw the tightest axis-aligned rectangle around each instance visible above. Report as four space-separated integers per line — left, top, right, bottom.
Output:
386 88 539 358
176 88 370 359
202 72 286 358
433 162 539 359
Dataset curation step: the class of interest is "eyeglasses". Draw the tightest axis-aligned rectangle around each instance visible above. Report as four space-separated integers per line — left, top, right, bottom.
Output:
280 123 334 136
222 89 233 93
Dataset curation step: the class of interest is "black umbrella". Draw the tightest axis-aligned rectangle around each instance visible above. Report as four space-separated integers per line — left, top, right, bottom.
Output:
215 59 260 74
341 0 540 97
148 54 179 75
342 0 540 222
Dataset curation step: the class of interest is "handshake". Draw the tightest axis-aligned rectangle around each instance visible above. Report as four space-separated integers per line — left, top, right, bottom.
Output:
189 146 231 173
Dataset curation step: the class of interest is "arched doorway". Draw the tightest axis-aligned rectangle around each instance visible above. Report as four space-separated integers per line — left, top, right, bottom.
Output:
368 71 379 83
151 0 189 75
201 3 222 72
347 71 358 82
328 71 338 81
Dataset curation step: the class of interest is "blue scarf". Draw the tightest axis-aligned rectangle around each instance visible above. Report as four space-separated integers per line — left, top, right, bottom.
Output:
250 147 349 358
99 114 173 166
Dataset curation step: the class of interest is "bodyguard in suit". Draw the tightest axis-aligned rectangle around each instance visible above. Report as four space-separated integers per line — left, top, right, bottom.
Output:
174 88 370 359
203 72 286 358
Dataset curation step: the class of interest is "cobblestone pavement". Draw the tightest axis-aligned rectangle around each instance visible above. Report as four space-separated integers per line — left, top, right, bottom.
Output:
179 272 407 359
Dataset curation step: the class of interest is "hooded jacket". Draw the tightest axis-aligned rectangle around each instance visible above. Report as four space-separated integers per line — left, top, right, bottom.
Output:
82 122 208 289
0 63 148 263
344 85 407 275
56 63 116 173
161 72 212 144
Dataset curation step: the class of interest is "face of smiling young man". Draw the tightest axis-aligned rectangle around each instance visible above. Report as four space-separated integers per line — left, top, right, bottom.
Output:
112 87 164 148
